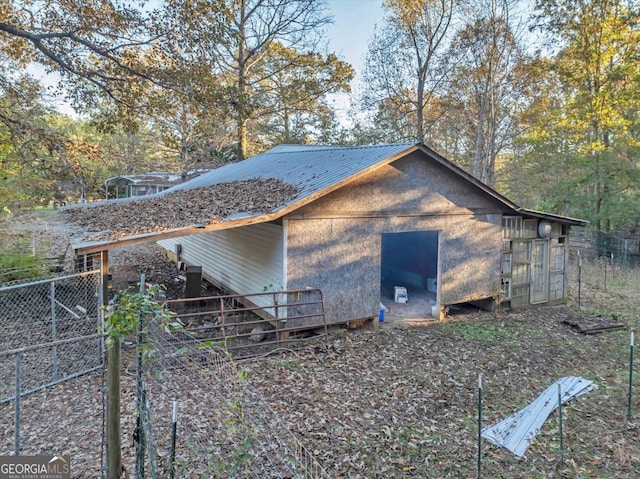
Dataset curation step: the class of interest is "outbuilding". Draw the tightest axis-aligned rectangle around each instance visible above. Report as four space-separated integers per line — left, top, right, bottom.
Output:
156 143 584 324
69 143 586 326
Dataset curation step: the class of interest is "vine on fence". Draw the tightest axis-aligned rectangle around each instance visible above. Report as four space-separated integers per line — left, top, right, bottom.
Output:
104 283 180 347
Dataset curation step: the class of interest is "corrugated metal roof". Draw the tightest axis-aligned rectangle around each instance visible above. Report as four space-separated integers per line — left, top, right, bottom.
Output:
167 143 418 214
70 142 586 253
481 376 596 457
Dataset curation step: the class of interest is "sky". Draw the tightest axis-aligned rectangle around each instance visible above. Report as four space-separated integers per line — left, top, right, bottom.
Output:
324 0 386 122
325 0 384 72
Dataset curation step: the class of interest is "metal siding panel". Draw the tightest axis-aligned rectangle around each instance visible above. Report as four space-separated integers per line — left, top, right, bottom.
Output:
158 224 284 297
282 220 288 290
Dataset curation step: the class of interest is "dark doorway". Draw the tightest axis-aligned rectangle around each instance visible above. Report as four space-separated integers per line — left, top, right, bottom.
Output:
380 231 439 319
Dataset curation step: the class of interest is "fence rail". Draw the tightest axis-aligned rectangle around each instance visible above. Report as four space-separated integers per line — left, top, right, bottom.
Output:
162 288 328 359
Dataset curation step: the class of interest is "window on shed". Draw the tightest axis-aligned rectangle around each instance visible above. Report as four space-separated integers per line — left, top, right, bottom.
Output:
549 273 564 301
501 252 512 275
512 264 530 285
511 241 531 289
501 278 512 300
511 284 530 307
551 223 563 236
503 216 522 239
550 244 565 273
548 243 566 301
512 241 532 264
523 219 538 238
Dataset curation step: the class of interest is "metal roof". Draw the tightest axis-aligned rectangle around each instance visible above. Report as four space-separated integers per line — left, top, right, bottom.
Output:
482 376 596 457
167 143 418 215
69 142 586 254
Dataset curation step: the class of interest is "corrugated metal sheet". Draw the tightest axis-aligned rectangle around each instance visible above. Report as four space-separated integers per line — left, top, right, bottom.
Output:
157 223 284 306
167 143 418 216
481 376 596 457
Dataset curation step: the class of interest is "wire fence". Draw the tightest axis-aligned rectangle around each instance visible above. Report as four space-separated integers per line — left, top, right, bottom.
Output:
134 293 332 478
0 271 105 472
571 229 640 267
0 270 103 397
568 250 640 296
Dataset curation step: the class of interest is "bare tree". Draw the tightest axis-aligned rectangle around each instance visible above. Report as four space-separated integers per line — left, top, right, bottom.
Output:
361 0 459 143
449 0 535 187
165 0 331 160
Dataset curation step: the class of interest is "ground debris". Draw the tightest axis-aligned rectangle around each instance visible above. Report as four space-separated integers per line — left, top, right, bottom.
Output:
563 314 627 335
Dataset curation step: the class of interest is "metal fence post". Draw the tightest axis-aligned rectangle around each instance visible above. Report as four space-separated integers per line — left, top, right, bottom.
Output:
50 281 58 381
136 275 147 479
169 401 178 479
14 350 23 455
145 399 158 479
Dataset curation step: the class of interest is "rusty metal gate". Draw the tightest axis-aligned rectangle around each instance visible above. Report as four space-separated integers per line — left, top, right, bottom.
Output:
161 288 327 359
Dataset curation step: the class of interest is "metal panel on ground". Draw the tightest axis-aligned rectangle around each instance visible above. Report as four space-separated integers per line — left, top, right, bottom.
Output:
481 376 596 457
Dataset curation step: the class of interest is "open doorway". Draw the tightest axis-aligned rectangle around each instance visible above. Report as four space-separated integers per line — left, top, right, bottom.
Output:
380 231 439 320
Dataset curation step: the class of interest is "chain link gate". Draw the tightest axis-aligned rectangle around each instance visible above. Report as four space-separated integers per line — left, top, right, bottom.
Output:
0 270 104 472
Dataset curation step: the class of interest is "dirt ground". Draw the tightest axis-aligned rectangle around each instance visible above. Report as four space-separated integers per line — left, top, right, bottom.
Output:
2 211 640 478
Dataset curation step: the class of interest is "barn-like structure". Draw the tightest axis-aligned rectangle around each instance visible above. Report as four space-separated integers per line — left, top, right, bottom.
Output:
70 143 586 326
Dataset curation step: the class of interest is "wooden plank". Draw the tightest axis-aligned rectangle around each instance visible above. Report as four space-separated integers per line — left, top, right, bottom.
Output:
563 318 627 335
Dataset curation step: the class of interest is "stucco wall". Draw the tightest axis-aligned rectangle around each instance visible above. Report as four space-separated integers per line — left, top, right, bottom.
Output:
285 153 505 324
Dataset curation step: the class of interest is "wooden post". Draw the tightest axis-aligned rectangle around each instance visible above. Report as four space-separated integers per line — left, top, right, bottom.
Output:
577 251 582 309
103 250 122 479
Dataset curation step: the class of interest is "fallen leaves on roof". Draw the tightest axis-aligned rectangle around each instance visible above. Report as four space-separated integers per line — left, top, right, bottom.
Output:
62 178 300 241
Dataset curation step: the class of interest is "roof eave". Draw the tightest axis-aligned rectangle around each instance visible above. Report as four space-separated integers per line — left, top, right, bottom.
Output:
72 212 280 255
516 208 588 227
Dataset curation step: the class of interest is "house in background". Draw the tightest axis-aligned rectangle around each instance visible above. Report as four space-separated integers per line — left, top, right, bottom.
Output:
104 170 212 199
147 143 586 325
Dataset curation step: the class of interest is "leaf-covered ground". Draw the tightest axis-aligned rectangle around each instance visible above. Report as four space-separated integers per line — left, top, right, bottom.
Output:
244 301 639 478
2 212 639 477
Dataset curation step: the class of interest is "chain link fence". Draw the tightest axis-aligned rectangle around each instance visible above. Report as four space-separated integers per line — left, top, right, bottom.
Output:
571 229 640 267
0 271 105 475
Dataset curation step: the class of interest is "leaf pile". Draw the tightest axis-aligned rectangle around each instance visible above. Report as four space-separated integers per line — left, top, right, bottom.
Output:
61 178 300 241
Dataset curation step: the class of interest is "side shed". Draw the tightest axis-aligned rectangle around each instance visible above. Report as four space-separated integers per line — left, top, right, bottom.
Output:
148 143 585 325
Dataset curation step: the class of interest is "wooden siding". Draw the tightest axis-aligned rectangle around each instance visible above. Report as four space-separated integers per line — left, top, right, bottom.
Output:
285 153 505 324
157 223 285 298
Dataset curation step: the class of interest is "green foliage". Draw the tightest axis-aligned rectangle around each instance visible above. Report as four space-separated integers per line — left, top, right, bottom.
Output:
515 0 640 230
442 320 515 343
0 243 48 283
103 283 180 347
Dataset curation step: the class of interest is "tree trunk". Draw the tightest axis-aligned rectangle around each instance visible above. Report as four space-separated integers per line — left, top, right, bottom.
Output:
473 91 486 180
237 0 248 161
416 74 425 143
237 117 248 160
